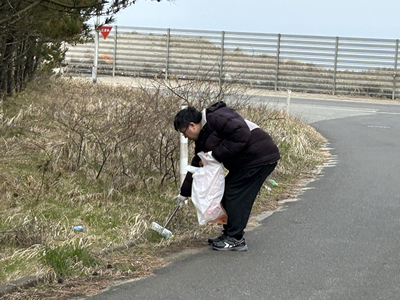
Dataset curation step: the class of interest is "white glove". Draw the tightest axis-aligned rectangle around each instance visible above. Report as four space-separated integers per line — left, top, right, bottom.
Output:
177 194 188 206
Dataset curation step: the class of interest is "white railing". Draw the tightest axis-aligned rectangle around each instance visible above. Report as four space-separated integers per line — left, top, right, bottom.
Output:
64 26 400 99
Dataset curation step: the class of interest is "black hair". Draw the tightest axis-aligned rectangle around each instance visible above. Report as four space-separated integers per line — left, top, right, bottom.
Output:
173 106 202 131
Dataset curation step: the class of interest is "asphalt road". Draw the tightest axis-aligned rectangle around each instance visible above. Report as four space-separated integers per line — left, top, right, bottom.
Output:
87 96 400 300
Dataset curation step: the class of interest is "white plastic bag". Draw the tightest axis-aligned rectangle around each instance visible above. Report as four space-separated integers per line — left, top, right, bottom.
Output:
186 152 227 226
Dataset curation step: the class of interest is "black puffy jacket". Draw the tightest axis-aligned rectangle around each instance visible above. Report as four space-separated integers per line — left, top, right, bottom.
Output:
180 101 280 197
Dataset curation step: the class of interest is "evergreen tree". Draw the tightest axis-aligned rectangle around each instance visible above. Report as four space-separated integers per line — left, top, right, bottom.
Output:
0 0 163 101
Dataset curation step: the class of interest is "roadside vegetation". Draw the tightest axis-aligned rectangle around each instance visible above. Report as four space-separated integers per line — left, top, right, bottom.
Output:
0 74 328 298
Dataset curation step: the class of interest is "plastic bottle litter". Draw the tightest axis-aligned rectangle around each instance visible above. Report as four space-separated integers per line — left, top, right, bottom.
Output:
268 179 278 186
73 226 83 232
149 222 173 239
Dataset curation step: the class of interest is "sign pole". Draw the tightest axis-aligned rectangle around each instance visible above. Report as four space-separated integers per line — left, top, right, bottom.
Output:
92 15 100 84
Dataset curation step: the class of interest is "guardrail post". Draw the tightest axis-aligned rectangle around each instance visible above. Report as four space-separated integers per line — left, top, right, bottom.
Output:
219 31 225 85
274 34 281 91
112 26 117 77
165 28 170 80
179 103 188 186
333 36 339 95
285 90 291 115
392 39 398 100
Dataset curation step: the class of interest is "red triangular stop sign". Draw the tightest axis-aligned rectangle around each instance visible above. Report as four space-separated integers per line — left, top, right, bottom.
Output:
100 26 112 39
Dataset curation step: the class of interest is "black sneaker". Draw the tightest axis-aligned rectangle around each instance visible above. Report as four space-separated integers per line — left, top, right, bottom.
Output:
212 236 248 251
208 233 227 245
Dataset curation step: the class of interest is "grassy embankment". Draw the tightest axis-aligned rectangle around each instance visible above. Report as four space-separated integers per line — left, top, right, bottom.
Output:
0 75 328 289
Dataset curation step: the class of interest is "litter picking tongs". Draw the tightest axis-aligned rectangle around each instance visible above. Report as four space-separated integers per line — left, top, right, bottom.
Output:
149 205 180 238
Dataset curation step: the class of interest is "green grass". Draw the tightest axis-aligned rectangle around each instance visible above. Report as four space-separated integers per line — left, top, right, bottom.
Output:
41 242 99 278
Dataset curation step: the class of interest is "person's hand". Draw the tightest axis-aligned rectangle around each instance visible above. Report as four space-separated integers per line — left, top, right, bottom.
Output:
177 194 188 206
199 152 211 167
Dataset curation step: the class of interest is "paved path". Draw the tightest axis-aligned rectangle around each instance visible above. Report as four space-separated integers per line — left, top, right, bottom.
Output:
88 94 400 300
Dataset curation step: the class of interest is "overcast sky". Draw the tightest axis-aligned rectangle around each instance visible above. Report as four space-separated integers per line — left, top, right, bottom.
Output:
105 0 399 40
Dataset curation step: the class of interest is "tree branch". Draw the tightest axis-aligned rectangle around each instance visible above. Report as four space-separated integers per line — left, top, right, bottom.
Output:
44 0 101 10
0 0 44 26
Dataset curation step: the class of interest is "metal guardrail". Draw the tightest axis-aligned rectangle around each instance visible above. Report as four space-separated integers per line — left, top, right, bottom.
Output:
64 26 400 99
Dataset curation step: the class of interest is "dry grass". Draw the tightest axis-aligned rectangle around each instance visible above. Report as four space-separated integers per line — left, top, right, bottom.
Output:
0 75 328 298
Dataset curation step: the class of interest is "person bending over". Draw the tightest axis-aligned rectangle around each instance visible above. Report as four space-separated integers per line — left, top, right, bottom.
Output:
174 101 280 251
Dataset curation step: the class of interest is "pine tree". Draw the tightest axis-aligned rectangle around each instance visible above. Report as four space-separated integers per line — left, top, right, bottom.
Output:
0 0 164 101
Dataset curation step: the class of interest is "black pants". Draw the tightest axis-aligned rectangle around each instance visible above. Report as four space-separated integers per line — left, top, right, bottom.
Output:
221 162 277 239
